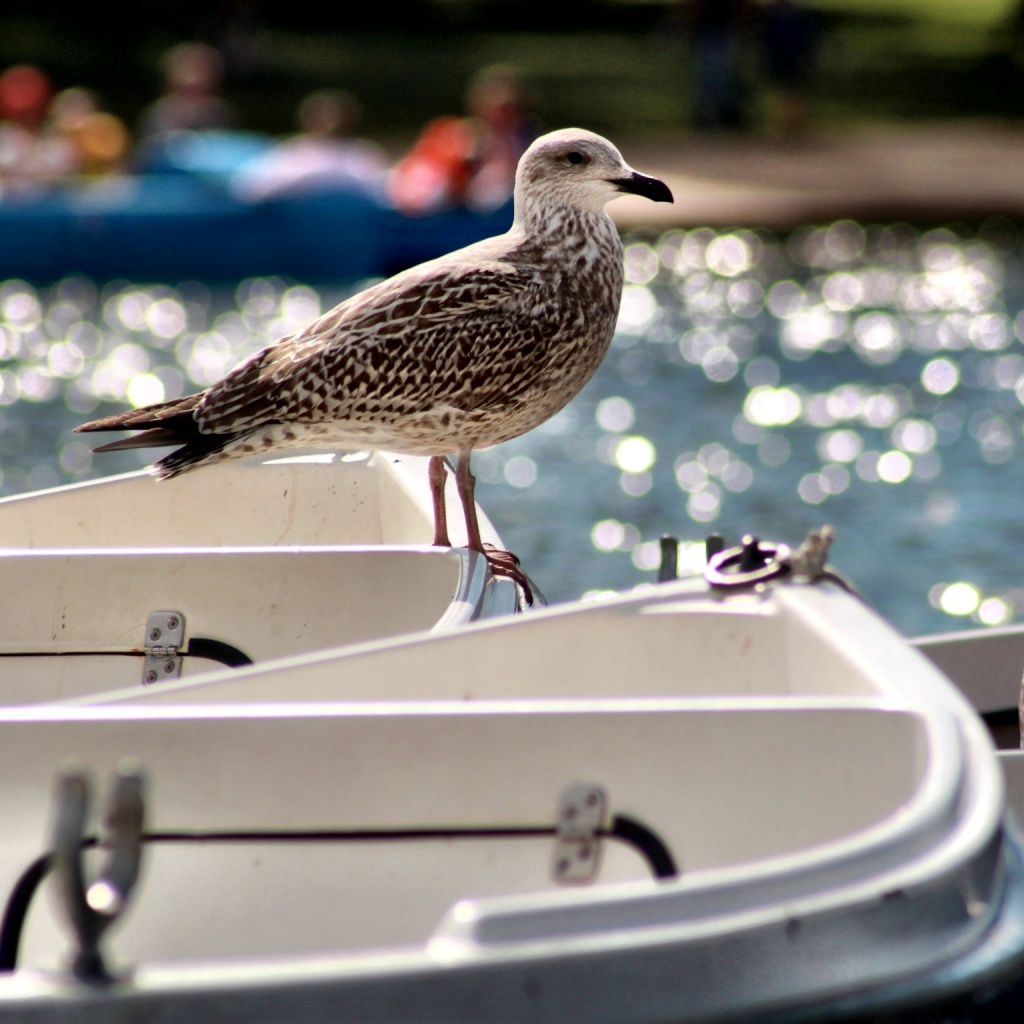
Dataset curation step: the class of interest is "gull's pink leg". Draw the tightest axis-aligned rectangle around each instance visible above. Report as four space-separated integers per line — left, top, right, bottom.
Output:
453 451 484 553
429 455 451 547
454 451 533 605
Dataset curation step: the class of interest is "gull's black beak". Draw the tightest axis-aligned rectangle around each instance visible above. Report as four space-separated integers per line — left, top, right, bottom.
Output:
610 171 674 204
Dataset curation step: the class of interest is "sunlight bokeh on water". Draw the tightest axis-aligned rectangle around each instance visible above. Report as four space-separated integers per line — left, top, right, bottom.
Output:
3 217 1024 636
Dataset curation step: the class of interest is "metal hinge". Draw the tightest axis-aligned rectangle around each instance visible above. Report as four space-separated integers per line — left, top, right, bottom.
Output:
143 611 185 684
551 782 607 884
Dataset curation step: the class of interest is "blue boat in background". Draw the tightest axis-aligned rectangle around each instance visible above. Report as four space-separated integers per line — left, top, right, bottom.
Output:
0 130 515 286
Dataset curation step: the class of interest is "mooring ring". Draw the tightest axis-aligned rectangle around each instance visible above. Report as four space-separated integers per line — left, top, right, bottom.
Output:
704 537 791 589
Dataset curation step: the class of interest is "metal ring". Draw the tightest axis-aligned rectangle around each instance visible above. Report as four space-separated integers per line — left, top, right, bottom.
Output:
705 540 791 589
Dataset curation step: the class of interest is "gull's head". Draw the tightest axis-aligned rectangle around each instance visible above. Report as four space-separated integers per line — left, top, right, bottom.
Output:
514 127 673 217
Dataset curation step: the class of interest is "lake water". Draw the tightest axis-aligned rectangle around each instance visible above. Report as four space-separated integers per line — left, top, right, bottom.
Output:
3 216 1024 638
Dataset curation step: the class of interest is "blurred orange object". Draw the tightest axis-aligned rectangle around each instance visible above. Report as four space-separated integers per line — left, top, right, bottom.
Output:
50 87 131 176
74 112 131 174
388 116 477 215
388 65 535 215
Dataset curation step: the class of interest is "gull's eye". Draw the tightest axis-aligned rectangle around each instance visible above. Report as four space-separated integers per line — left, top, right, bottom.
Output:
566 151 587 166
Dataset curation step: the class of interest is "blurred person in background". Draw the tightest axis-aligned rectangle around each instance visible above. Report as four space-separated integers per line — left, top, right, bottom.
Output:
668 0 756 132
759 0 821 143
49 87 132 178
388 63 538 215
231 88 387 202
0 64 79 199
134 41 240 158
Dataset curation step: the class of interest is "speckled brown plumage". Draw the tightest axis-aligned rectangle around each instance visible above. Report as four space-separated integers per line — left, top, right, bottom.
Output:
77 128 673 598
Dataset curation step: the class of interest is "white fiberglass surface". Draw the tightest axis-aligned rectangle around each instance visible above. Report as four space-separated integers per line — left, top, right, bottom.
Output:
96 583 902 707
0 702 926 965
0 547 467 703
0 452 448 548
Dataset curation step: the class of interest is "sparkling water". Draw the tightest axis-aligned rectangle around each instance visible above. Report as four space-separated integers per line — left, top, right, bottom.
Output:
3 217 1024 638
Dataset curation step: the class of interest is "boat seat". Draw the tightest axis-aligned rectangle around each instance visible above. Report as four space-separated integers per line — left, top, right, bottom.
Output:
0 700 931 967
0 546 486 704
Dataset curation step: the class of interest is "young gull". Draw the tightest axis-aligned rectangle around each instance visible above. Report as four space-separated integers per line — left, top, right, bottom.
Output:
76 127 673 602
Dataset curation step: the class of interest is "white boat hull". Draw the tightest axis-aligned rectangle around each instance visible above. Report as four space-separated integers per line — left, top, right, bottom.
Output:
0 453 524 705
0 580 1021 1021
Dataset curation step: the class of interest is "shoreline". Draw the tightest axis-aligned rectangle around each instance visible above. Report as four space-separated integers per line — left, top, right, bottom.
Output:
609 118 1024 231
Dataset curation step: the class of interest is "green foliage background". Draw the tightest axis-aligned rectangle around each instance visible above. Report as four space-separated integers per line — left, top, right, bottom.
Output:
0 1 1023 149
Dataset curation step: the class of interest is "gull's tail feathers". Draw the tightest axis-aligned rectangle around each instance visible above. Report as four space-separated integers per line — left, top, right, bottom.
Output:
75 393 203 435
75 392 249 479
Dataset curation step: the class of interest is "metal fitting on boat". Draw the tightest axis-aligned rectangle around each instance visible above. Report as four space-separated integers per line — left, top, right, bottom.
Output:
704 525 857 595
53 759 146 983
704 535 791 589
